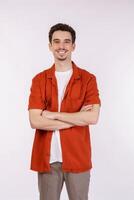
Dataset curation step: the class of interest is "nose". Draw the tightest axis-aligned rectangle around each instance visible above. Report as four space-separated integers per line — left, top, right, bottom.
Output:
58 42 65 49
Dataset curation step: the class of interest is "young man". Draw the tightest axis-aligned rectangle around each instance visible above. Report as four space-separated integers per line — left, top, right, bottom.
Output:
28 23 101 200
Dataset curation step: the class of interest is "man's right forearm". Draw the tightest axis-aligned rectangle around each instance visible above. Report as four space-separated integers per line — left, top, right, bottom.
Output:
30 115 74 131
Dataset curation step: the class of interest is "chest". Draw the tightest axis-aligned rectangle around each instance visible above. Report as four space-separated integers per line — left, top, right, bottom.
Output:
42 76 87 112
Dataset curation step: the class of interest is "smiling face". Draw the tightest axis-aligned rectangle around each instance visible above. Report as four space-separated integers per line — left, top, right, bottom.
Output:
49 31 75 62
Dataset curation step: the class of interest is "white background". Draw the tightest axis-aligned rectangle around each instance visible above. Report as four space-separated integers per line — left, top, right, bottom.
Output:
0 0 134 200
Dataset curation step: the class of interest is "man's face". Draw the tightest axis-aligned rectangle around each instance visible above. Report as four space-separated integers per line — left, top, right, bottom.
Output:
49 31 75 61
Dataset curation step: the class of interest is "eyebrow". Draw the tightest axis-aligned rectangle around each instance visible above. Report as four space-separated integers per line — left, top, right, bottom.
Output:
53 38 72 42
64 39 72 42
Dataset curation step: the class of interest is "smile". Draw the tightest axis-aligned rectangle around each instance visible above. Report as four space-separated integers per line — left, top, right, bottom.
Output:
56 50 68 54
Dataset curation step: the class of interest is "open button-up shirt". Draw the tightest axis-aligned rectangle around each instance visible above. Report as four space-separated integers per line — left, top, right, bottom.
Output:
28 62 101 172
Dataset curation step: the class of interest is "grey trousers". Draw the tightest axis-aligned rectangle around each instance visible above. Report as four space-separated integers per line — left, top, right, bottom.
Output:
38 162 90 200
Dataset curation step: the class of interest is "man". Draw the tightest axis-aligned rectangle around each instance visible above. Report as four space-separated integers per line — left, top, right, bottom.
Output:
28 23 101 200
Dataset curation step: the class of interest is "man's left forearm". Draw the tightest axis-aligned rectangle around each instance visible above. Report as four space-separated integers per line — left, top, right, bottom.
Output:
43 104 100 126
55 111 98 126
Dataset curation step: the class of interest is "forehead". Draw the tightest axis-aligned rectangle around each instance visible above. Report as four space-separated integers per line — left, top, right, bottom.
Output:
52 31 72 40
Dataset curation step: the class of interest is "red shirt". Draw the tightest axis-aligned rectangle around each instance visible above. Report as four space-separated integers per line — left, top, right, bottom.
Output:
28 62 101 172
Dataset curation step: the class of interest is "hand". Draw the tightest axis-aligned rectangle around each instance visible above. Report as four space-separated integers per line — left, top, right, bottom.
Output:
42 110 58 120
80 105 93 112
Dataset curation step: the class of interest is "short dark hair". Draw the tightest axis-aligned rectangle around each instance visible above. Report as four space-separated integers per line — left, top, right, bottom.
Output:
49 23 76 44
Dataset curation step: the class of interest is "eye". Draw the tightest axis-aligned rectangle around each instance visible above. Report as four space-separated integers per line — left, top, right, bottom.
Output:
65 40 71 43
55 41 60 44
53 40 60 44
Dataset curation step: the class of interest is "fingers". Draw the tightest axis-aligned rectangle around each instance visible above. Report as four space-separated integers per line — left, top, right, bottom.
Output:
41 110 56 119
41 110 50 117
80 105 93 112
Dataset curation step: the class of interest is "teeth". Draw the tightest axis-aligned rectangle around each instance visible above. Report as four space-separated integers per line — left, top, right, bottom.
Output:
59 51 65 53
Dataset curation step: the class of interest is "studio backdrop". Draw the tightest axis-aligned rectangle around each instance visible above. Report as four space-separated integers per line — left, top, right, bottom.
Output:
0 0 134 200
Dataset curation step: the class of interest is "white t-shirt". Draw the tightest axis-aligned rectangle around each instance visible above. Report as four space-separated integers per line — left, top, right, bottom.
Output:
49 68 73 163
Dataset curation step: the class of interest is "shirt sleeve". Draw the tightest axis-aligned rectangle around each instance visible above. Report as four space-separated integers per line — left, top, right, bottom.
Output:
83 75 101 106
28 74 46 110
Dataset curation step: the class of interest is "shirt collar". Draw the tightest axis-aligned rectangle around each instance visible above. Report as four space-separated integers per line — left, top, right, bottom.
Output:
47 61 81 80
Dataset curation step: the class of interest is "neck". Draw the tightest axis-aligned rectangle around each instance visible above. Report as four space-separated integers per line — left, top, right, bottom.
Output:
54 59 72 72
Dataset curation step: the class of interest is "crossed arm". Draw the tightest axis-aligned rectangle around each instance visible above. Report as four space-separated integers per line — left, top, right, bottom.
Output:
29 104 100 131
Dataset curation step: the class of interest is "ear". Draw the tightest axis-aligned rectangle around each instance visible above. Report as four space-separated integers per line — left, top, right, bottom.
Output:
48 43 52 51
72 43 76 51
